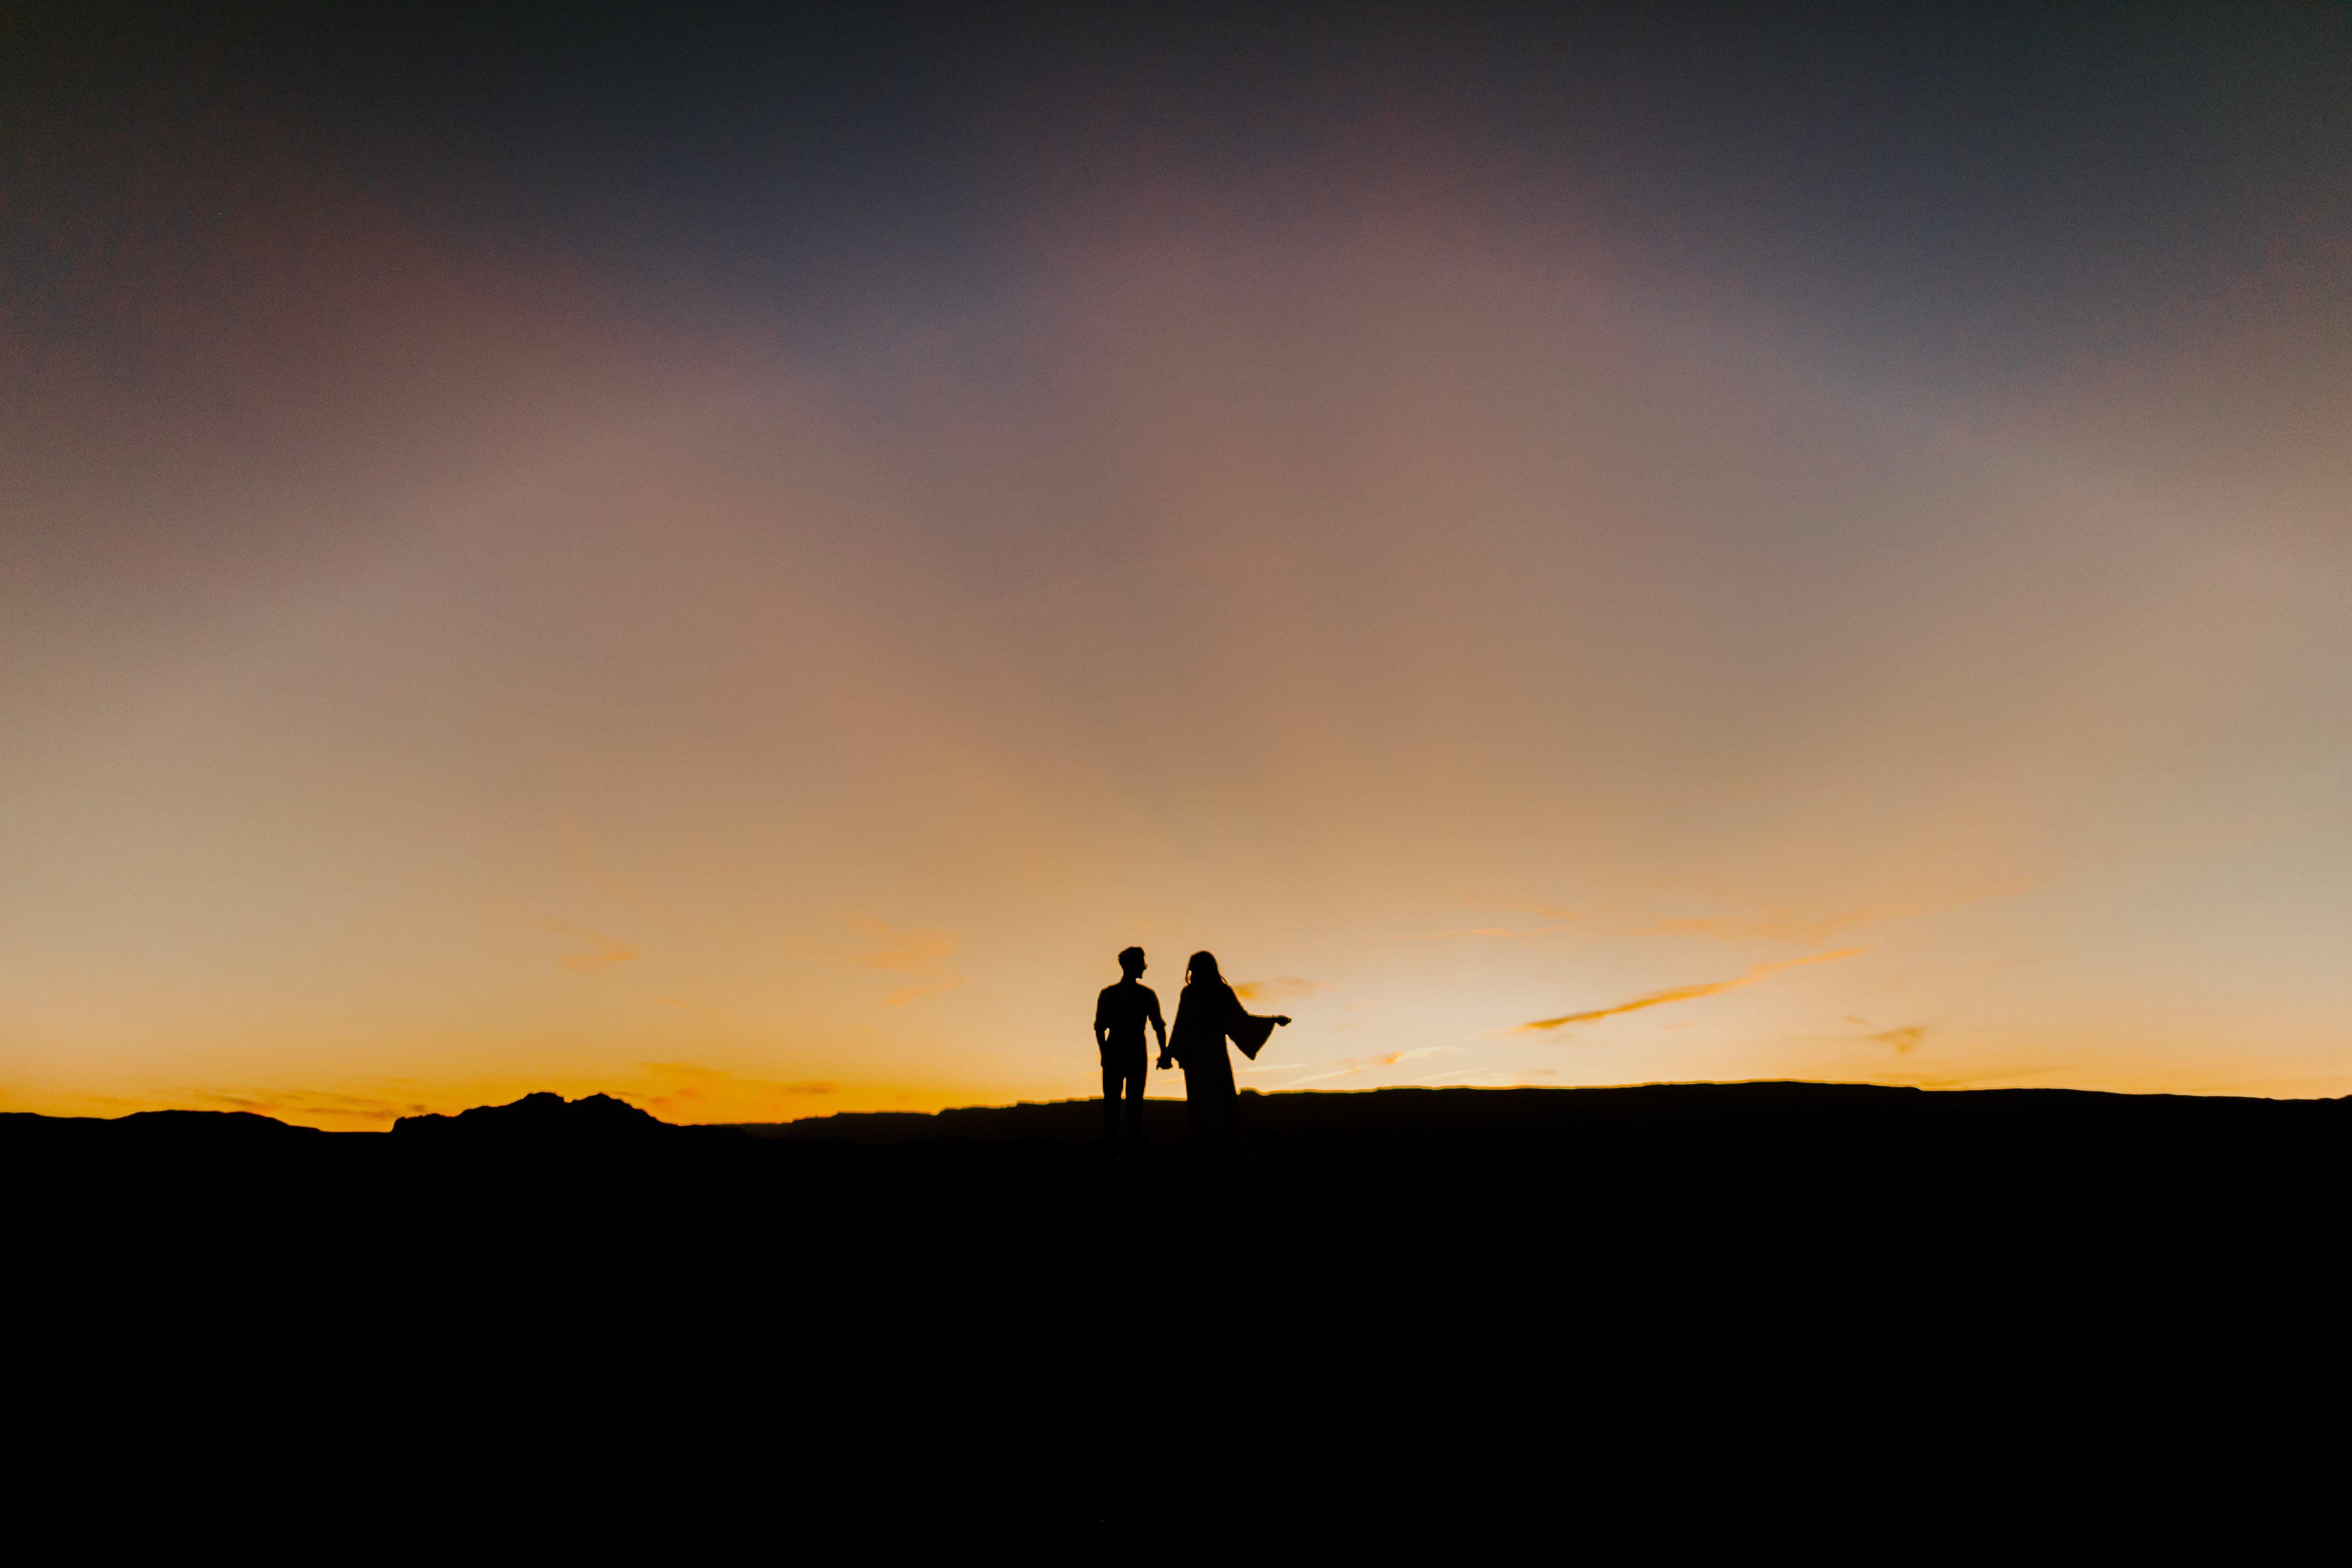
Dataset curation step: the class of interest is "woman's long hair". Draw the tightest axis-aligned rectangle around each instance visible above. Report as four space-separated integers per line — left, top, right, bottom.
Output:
1184 950 1224 989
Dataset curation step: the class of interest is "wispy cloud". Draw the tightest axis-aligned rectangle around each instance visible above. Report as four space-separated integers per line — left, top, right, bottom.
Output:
1517 948 1867 1035
1870 1025 1929 1055
1233 977 1330 1003
620 1062 839 1123
1893 1063 2073 1089
188 1088 431 1127
560 821 682 925
485 895 642 974
1490 897 1579 923
1265 1045 1455 1089
846 916 966 1006
184 1066 844 1130
1384 894 1582 941
529 915 638 974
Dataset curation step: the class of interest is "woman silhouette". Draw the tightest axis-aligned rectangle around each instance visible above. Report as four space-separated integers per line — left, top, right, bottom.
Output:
1162 951 1290 1149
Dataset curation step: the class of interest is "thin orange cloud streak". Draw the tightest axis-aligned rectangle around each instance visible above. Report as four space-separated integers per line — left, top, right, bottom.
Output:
847 917 966 1006
1518 948 1867 1034
622 1062 841 1123
1870 1025 1929 1055
531 916 638 974
1233 977 1331 1003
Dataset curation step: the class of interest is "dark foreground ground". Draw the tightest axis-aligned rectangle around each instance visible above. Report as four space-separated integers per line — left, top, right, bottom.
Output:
13 1081 2347 1498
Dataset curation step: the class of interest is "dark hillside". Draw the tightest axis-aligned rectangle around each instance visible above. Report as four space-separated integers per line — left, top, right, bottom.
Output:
13 1082 2346 1470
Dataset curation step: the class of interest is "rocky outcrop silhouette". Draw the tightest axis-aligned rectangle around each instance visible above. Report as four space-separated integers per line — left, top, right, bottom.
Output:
391 1090 671 1140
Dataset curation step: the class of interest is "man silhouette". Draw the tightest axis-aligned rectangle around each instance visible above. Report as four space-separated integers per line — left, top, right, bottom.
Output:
1093 946 1166 1155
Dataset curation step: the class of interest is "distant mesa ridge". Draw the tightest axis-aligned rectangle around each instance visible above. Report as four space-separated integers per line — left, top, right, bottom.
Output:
0 1107 323 1141
392 1091 671 1141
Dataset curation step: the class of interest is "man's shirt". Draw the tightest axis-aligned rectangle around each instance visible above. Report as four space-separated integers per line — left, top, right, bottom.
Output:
1094 980 1164 1056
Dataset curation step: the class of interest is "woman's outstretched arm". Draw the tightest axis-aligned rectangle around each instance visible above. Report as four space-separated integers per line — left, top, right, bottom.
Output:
1225 992 1291 1061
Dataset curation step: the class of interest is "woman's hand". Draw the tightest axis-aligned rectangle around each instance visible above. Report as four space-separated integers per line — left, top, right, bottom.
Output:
1274 1015 1292 1027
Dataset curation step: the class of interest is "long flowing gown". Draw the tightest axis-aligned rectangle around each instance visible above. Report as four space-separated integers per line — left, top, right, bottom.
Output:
1170 981 1280 1148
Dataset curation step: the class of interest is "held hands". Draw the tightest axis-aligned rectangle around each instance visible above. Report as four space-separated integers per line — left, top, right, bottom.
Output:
1274 1016 1292 1027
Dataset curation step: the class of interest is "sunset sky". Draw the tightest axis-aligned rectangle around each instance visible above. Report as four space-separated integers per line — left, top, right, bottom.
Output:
5 4 2348 1127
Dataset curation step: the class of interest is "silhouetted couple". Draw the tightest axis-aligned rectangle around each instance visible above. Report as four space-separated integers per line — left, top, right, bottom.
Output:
1093 946 1290 1157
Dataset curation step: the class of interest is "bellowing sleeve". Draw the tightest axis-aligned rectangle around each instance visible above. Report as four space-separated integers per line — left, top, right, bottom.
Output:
1227 997 1279 1060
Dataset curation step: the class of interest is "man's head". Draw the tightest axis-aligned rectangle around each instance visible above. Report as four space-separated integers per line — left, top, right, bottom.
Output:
1118 946 1146 980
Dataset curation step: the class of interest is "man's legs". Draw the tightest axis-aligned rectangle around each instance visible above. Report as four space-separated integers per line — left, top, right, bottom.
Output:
1123 1063 1146 1144
1103 1048 1146 1151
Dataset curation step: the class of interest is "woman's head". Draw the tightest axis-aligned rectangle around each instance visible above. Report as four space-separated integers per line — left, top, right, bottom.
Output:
1186 951 1222 986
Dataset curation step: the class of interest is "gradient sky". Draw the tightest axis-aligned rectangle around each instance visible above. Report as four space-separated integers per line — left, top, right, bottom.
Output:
5 4 2349 1127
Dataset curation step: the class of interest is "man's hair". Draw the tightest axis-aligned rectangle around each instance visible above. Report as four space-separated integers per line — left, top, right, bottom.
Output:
1118 945 1145 970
